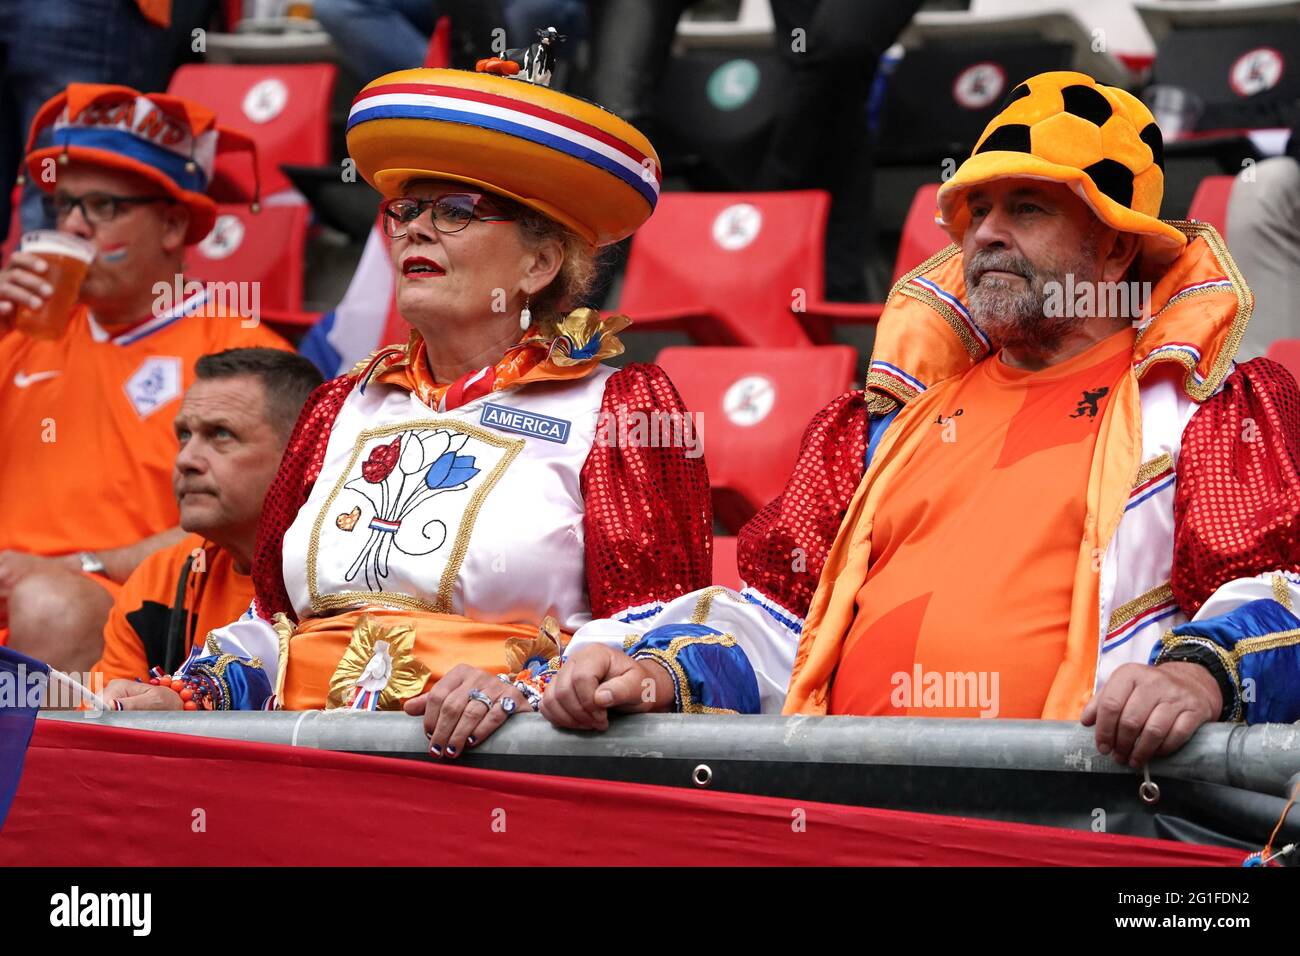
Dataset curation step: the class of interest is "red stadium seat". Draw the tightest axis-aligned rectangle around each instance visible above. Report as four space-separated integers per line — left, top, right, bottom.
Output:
893 182 952 281
1266 339 1300 384
614 190 886 347
1186 175 1234 239
167 63 337 201
712 535 741 591
801 182 956 333
656 344 858 532
188 203 316 327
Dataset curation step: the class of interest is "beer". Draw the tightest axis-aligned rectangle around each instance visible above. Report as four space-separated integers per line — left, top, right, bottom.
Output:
12 231 95 340
244 0 286 19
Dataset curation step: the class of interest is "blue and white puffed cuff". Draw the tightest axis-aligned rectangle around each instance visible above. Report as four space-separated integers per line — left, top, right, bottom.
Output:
626 623 761 714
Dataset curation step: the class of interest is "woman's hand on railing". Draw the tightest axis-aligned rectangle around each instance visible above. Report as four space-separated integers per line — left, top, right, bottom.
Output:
403 664 531 760
540 644 676 731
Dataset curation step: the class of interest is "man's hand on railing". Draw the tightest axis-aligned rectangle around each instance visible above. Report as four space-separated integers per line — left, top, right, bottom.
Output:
103 678 184 711
1081 661 1223 768
541 644 676 731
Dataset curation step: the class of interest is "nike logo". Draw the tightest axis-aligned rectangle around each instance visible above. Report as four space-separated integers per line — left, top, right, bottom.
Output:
14 369 62 388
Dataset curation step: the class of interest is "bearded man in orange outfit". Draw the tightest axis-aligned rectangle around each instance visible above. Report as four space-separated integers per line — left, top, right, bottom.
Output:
549 71 1300 768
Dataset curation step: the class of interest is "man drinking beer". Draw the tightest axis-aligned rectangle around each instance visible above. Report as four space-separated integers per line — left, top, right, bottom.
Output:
0 84 290 671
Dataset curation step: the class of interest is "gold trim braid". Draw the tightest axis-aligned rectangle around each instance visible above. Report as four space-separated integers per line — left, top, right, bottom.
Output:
689 587 727 624
1272 573 1293 612
865 371 918 410
1133 453 1174 489
885 243 960 306
1234 626 1300 659
866 390 901 417
1107 582 1175 637
897 287 986 362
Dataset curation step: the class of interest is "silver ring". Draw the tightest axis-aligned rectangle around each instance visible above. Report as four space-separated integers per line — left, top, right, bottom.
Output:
467 688 494 710
499 694 517 715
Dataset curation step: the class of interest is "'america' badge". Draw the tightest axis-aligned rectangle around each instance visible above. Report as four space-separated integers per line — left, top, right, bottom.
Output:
480 403 571 443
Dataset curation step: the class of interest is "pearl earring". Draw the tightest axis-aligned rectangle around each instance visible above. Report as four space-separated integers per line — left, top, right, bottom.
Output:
519 298 532 332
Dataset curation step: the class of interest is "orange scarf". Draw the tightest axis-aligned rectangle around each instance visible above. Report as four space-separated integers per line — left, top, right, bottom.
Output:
358 308 630 410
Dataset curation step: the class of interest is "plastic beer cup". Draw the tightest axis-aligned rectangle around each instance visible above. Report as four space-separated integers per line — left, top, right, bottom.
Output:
12 230 95 340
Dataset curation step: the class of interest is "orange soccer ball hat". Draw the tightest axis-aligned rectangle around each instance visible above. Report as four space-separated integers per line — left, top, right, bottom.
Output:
936 70 1188 268
345 67 662 248
23 83 259 246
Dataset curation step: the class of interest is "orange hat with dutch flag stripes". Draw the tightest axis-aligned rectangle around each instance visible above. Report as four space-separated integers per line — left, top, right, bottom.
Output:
23 83 259 245
345 67 661 248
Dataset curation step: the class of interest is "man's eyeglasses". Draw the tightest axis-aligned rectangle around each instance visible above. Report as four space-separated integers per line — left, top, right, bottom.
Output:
381 193 516 238
42 192 171 225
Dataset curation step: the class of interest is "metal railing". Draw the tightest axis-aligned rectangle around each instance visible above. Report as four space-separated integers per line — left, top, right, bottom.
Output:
40 711 1300 797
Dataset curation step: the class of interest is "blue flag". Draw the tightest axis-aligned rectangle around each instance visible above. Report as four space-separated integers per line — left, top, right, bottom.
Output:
0 646 49 832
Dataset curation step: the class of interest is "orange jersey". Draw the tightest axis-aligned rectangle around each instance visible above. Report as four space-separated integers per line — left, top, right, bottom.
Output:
93 534 254 683
0 303 288 556
830 329 1137 718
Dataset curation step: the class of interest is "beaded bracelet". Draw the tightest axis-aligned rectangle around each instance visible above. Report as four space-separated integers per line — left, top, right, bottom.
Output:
145 671 220 711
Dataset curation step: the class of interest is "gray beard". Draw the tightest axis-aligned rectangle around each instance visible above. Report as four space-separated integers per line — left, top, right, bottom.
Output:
968 277 1076 356
965 241 1100 357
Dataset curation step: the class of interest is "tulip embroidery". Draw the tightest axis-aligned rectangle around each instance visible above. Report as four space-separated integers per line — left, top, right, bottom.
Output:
342 428 481 591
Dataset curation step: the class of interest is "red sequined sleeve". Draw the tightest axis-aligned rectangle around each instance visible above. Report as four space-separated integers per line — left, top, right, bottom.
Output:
737 390 869 619
1173 358 1300 614
581 364 712 619
251 375 357 623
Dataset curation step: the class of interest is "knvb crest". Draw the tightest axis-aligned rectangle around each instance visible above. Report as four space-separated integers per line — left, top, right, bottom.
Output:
124 357 182 418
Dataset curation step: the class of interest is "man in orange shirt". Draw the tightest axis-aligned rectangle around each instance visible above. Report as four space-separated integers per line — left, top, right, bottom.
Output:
0 84 289 670
96 348 323 689
551 71 1300 766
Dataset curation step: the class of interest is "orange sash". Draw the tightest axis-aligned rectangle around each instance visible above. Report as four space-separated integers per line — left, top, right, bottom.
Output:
279 608 546 710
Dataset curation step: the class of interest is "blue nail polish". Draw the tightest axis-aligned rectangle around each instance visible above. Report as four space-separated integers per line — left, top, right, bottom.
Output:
429 744 441 756
446 744 457 756
467 735 476 746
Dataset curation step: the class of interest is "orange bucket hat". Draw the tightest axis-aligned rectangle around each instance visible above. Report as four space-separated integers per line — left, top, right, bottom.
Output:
936 71 1188 268
23 83 259 245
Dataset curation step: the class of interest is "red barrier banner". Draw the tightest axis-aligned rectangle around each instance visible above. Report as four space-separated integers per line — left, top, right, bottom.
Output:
0 721 1245 866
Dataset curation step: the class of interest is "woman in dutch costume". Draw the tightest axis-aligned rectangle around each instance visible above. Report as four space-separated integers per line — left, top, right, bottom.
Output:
104 58 712 755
